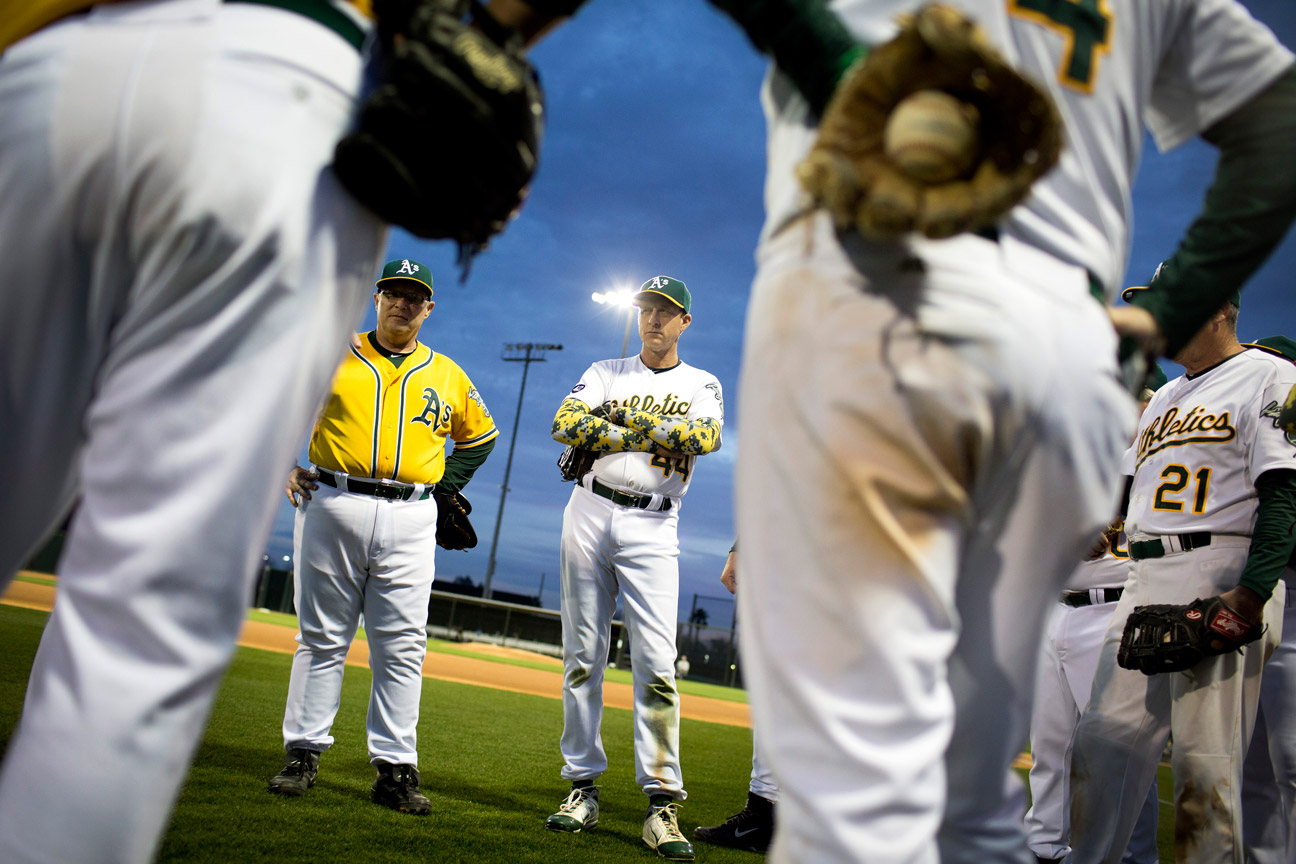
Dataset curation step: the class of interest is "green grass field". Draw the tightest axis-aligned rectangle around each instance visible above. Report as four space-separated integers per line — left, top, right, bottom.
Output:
0 603 1179 862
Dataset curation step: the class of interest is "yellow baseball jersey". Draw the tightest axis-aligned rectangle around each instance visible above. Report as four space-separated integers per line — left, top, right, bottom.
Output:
1 0 374 53
309 335 497 485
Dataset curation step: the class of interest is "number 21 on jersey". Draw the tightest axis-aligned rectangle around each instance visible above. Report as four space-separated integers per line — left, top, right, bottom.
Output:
1153 464 1213 514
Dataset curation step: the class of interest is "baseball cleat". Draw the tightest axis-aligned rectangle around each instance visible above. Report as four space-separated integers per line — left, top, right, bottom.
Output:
546 785 600 832
267 748 320 797
643 800 694 860
370 762 431 815
694 791 775 853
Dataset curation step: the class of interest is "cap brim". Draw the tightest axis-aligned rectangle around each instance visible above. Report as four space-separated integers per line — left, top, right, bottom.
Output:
1121 285 1148 303
375 275 433 296
633 290 685 310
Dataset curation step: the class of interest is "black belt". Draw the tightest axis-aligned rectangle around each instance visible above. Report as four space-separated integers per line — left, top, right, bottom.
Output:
590 478 672 512
226 0 365 50
316 468 433 501
1061 587 1124 607
1128 532 1212 561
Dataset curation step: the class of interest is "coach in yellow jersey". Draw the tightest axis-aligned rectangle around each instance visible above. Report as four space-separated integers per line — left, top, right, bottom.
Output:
267 258 498 814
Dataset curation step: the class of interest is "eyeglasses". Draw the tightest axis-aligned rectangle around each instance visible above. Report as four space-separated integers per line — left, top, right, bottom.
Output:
379 289 431 306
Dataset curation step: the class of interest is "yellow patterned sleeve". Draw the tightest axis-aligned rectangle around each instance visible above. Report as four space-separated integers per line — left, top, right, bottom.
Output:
551 399 655 452
612 408 722 456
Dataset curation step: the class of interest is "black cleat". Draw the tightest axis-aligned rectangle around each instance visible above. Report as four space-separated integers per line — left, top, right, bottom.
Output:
371 762 431 815
694 791 775 853
268 748 320 797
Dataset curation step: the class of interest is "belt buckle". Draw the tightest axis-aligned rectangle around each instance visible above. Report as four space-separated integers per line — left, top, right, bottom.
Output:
372 480 403 500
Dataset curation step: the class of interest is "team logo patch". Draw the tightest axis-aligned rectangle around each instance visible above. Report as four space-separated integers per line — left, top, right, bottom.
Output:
468 387 491 418
1210 607 1248 638
1259 399 1296 448
398 259 419 275
571 384 585 393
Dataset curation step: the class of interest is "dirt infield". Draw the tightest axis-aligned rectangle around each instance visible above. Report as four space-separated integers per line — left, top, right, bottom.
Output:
3 574 751 728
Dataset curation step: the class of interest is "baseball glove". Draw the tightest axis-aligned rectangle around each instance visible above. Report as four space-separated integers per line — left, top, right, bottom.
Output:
333 0 543 271
434 490 478 550
1117 596 1263 676
797 3 1062 240
556 404 610 483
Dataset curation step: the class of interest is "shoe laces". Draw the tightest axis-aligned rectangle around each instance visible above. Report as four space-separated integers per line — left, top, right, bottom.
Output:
391 765 420 793
559 787 594 813
717 807 756 829
650 802 685 840
281 756 313 778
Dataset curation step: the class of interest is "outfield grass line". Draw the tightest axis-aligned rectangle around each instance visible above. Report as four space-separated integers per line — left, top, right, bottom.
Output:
3 576 751 729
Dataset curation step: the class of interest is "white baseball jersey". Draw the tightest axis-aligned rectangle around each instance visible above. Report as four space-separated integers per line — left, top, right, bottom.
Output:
759 0 1294 296
1127 348 1296 537
566 357 724 500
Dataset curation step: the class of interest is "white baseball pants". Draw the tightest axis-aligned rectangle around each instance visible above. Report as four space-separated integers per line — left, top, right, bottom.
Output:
0 3 384 862
282 483 439 766
737 214 1134 864
751 722 779 801
1025 598 1160 863
559 484 686 799
1243 577 1296 864
1070 542 1286 864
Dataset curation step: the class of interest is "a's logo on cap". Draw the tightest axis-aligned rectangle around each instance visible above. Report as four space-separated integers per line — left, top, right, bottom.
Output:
398 260 419 275
647 275 670 291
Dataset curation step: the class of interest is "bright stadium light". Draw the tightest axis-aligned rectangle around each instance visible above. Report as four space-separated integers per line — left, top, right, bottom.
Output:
592 284 638 357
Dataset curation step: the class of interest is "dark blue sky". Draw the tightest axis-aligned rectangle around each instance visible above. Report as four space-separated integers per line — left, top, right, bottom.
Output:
266 0 1296 623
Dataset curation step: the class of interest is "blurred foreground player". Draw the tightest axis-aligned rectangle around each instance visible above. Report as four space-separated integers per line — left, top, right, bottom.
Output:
0 2 387 861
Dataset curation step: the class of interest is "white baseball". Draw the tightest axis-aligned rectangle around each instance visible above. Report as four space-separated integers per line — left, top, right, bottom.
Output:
883 90 980 184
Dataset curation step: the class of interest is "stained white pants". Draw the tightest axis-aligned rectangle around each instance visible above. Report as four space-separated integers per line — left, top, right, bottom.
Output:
737 214 1134 864
559 484 686 798
0 3 384 862
1243 578 1296 864
1024 597 1160 864
1070 545 1286 864
282 483 438 766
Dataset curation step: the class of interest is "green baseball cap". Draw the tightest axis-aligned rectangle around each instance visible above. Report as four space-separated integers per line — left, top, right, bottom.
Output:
1122 261 1240 308
1243 335 1296 362
376 258 433 297
634 275 690 314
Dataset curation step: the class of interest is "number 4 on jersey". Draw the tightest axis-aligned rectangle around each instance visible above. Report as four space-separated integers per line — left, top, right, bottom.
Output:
651 453 691 481
1009 0 1112 92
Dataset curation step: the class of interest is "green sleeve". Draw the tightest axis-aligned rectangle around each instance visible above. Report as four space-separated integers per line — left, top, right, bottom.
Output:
439 437 497 495
1237 468 1296 600
707 0 865 117
1131 65 1296 356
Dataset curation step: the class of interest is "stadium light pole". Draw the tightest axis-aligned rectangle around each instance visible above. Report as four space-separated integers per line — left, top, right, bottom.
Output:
592 286 637 358
483 342 562 600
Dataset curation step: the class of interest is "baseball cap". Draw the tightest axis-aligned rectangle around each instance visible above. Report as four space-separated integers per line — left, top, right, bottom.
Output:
1122 260 1240 307
376 258 433 297
634 275 691 314
1243 335 1296 362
